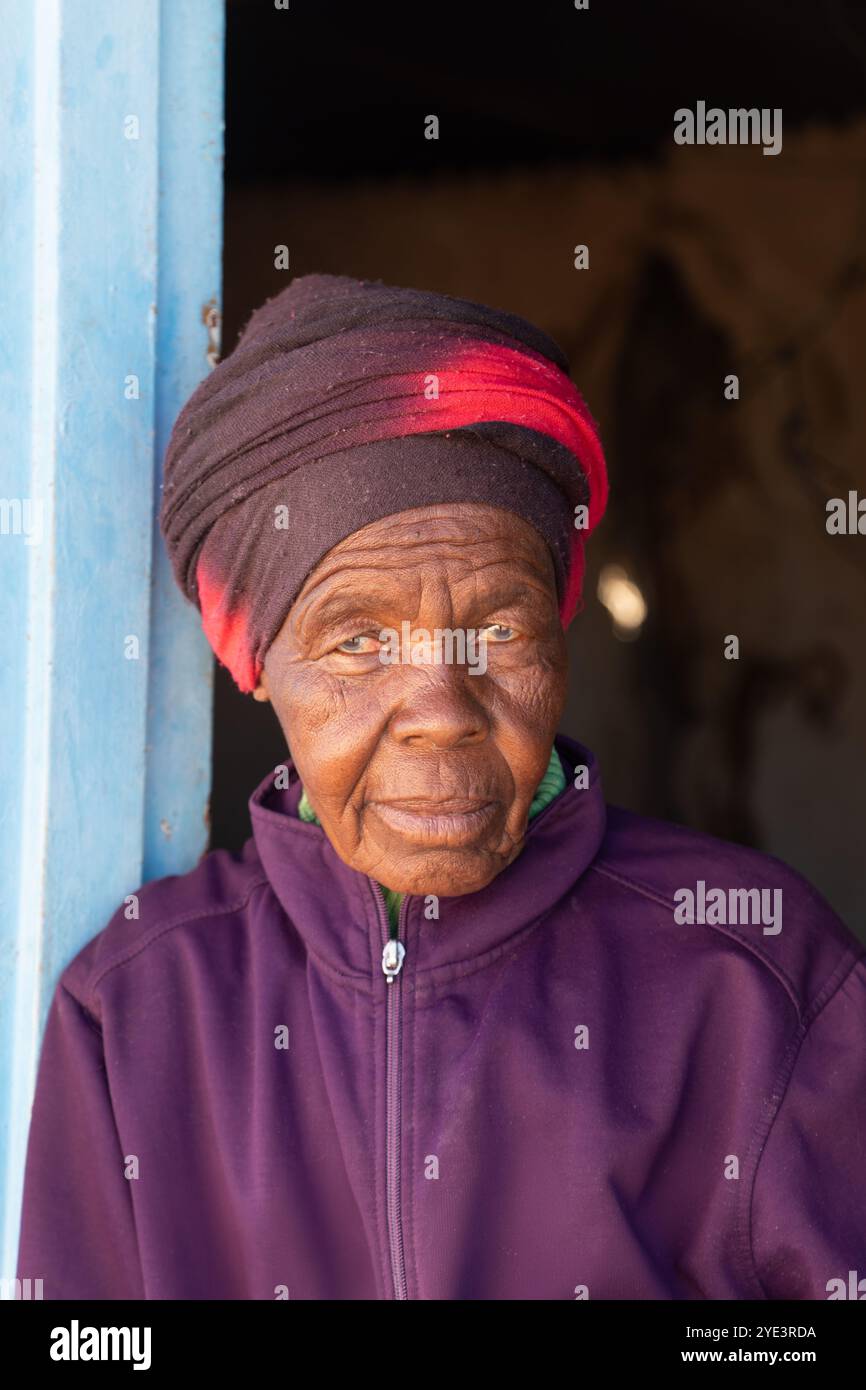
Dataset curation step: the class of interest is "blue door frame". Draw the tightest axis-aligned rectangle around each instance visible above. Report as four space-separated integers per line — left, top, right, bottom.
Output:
0 0 225 1283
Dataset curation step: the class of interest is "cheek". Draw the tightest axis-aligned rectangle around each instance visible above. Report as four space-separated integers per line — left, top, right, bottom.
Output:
479 646 567 805
269 666 387 807
486 639 568 732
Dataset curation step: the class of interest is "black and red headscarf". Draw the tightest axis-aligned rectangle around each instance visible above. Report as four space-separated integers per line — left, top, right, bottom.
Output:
160 273 609 692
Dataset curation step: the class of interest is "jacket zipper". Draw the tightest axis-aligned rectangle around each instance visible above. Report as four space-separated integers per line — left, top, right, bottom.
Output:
377 886 408 1300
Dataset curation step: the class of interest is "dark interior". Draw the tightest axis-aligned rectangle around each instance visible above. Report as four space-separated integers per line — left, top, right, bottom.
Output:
211 0 866 935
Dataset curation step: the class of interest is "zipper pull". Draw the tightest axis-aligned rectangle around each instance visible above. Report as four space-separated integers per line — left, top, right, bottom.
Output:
381 937 406 982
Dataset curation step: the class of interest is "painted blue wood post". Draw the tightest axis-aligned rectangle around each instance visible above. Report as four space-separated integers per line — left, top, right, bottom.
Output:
0 0 224 1284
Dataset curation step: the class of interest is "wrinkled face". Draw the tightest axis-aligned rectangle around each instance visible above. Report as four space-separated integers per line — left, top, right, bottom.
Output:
255 503 568 897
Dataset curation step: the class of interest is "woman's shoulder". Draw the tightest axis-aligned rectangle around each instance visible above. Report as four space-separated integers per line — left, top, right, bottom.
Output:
593 800 864 1020
57 837 273 1024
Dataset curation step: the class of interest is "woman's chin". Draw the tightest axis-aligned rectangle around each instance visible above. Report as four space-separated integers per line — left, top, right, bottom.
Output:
376 841 523 899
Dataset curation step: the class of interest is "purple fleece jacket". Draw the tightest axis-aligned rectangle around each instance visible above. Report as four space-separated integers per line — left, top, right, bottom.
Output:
16 735 866 1300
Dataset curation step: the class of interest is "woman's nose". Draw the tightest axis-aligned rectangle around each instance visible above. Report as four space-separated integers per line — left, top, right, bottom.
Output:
389 667 490 749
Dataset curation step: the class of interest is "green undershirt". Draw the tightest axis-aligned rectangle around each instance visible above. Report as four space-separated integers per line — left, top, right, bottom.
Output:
297 743 567 931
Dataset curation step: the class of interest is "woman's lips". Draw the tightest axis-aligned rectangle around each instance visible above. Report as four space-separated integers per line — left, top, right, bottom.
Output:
367 798 500 846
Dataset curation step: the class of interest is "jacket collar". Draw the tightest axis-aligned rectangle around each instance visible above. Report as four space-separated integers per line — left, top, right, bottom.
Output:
249 733 606 983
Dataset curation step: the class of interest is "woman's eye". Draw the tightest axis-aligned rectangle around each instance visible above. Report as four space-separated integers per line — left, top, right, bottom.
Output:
335 634 379 654
482 624 516 642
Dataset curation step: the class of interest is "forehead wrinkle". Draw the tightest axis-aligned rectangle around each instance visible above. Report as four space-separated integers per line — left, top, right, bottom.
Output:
293 568 411 638
296 546 555 629
435 553 559 617
449 549 554 586
327 509 548 562
290 515 557 639
455 570 557 613
330 532 500 571
390 527 544 558
302 530 548 589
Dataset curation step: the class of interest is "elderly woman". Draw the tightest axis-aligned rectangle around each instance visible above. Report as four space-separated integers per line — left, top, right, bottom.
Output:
17 275 866 1301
